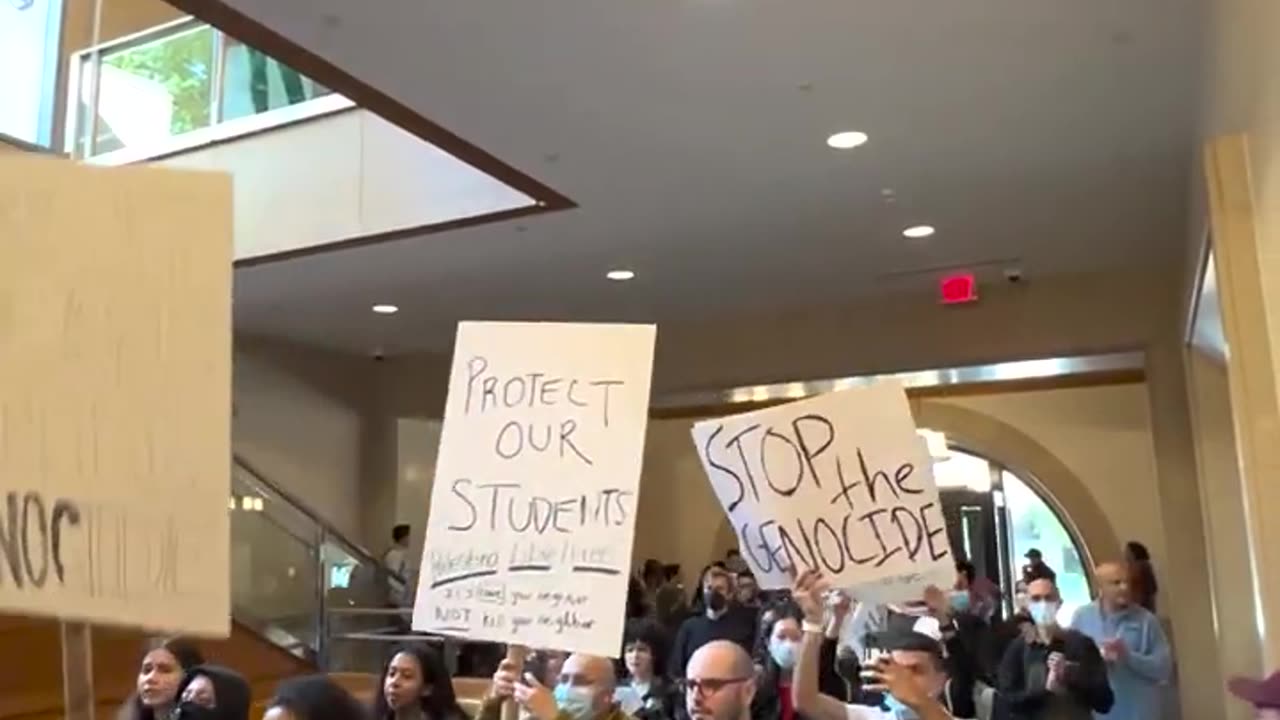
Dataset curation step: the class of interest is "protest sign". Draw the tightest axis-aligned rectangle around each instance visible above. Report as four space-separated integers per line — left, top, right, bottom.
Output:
412 321 656 657
0 155 232 635
691 381 953 603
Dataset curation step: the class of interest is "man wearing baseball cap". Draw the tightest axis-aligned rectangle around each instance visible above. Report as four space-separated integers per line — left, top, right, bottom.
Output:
1229 672 1280 718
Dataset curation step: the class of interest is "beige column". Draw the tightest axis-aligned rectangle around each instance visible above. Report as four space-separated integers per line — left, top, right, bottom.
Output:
1145 340 1225 719
1204 134 1280 667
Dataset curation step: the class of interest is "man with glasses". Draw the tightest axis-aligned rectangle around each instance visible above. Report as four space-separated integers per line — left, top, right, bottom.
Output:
682 640 758 720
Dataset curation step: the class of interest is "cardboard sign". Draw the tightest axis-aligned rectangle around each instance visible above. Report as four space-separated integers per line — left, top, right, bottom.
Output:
691 382 952 603
0 156 231 635
412 322 656 656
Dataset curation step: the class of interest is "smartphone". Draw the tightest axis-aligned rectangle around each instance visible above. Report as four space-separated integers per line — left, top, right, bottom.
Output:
522 653 549 686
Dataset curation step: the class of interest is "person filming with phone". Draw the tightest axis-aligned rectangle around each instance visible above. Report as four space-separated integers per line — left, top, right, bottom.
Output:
789 569 964 720
482 652 627 720
996 578 1113 720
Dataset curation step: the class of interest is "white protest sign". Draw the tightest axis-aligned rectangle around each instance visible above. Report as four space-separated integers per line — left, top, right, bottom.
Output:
691 381 953 603
0 155 231 635
412 321 656 657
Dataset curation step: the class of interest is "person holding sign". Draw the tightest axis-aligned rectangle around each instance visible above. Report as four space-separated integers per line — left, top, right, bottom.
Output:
481 653 628 720
790 569 962 720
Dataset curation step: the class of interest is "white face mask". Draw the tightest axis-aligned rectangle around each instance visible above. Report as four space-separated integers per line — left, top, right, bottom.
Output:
1029 600 1059 627
769 638 798 669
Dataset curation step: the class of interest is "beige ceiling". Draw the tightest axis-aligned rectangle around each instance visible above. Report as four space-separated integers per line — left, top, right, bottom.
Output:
215 0 1205 357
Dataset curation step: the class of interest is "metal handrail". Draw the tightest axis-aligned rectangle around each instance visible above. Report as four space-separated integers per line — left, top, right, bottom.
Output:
233 454 404 585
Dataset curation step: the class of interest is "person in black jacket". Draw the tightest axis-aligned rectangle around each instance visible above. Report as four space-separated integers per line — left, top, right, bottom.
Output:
669 566 756 677
997 578 1113 720
175 665 252 720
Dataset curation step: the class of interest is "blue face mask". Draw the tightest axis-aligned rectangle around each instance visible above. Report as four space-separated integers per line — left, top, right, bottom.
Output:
553 684 595 720
948 590 971 613
883 695 919 720
1028 600 1059 627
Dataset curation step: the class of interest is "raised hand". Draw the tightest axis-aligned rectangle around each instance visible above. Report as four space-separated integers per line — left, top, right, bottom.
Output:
789 566 828 623
489 659 519 700
513 673 560 720
868 657 932 709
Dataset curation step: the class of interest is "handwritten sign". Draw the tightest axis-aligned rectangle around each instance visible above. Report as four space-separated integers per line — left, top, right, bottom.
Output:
0 155 231 635
692 382 952 603
412 322 656 656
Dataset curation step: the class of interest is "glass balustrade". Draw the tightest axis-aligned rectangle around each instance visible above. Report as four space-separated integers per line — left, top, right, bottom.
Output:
231 458 405 669
67 17 344 160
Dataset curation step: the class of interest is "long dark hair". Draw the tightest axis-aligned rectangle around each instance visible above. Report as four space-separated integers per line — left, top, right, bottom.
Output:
371 644 465 720
117 638 206 720
269 675 367 720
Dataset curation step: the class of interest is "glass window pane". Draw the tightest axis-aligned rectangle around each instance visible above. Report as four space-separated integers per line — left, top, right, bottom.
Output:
219 38 332 122
1002 469 1091 624
92 23 215 154
0 0 63 146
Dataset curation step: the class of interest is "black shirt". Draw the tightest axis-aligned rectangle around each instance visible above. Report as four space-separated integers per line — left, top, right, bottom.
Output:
667 605 757 677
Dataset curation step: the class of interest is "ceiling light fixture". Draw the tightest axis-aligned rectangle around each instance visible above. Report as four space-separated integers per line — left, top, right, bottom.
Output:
826 131 869 150
372 304 399 314
903 225 936 239
606 269 635 281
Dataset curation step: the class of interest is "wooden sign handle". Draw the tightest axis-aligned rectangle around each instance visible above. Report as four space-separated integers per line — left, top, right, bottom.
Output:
501 644 529 720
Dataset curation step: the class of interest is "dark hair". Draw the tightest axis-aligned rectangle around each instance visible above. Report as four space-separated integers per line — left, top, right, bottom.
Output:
662 564 680 581
176 665 251 720
1126 541 1151 563
756 601 804 679
642 559 663 581
392 524 411 543
269 675 367 720
627 575 649 619
737 569 756 582
726 549 741 558
623 619 670 678
372 645 465 720
117 638 207 720
955 560 976 584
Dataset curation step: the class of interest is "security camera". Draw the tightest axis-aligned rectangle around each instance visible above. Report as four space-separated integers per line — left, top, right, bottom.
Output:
1004 268 1024 284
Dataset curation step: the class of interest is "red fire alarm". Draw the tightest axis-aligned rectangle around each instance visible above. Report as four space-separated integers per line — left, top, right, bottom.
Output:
939 273 978 305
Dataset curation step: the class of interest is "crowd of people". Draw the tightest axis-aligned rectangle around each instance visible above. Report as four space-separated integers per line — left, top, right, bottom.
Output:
117 545 1276 720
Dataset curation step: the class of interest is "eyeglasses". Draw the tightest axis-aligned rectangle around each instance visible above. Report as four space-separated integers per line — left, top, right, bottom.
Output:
678 677 752 697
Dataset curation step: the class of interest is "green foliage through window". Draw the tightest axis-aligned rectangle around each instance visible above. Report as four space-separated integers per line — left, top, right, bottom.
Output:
102 25 214 135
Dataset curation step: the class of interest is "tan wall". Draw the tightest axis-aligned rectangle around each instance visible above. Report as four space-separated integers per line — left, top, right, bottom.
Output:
1187 349 1262 720
934 385 1165 576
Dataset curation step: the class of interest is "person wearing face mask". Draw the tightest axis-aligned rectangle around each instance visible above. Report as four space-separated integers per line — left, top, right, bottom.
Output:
483 652 626 720
996 578 1112 720
117 637 206 720
615 619 676 719
669 567 757 678
373 644 469 720
789 569 962 720
751 601 846 720
173 666 251 720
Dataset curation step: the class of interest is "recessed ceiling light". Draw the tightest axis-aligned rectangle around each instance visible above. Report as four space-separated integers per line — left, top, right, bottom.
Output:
606 269 635 281
826 131 868 150
371 304 399 314
902 225 936 239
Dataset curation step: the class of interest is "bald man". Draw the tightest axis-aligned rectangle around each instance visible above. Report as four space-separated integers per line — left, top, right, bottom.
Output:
482 652 627 720
684 640 757 720
1071 562 1171 720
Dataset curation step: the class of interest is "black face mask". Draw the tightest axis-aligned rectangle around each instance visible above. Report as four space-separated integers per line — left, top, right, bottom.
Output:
174 702 218 720
706 590 728 612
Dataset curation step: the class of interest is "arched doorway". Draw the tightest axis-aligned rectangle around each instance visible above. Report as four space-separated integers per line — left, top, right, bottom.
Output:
935 445 1092 623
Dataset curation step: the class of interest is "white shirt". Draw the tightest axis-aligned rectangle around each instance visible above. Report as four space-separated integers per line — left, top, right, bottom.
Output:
844 702 956 720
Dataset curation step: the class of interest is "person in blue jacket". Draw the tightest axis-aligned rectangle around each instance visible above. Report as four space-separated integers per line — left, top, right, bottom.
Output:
1071 561 1171 720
